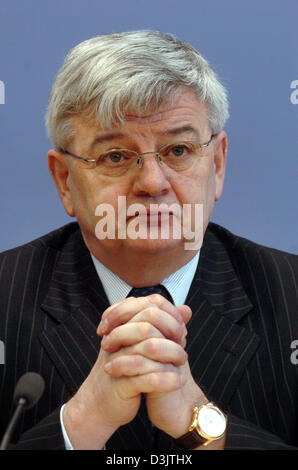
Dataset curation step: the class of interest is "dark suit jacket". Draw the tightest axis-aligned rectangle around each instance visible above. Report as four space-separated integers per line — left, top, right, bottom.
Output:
0 222 297 450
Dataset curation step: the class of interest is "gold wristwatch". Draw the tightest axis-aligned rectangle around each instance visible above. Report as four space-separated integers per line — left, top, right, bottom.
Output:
174 402 227 450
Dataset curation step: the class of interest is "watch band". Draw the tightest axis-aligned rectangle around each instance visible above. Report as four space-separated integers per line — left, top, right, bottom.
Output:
174 429 206 449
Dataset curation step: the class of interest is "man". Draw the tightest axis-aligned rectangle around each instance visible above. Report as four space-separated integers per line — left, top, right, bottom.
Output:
0 30 297 450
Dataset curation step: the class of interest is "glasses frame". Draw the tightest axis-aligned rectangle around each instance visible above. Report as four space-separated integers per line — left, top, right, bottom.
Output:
58 134 216 169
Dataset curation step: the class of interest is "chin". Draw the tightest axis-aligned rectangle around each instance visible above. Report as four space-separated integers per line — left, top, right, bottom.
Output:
125 237 184 255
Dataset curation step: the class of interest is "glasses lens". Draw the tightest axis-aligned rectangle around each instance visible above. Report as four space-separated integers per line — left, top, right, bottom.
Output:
96 150 138 176
160 142 199 170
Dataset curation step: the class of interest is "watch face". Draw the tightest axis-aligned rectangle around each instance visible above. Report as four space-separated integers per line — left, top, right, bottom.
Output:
198 406 226 438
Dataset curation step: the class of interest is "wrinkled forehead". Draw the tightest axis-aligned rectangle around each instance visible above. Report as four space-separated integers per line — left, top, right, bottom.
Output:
75 88 210 137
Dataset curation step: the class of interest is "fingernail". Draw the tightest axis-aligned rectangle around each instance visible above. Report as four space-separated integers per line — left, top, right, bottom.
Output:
181 325 187 340
104 362 112 372
98 318 108 334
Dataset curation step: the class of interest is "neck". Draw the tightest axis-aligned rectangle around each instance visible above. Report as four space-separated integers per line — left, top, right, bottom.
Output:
86 242 198 287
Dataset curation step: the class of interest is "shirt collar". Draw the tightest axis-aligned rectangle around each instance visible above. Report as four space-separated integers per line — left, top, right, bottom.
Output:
90 252 200 306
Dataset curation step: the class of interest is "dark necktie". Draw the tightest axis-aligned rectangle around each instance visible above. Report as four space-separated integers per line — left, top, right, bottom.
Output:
128 284 173 303
127 284 173 448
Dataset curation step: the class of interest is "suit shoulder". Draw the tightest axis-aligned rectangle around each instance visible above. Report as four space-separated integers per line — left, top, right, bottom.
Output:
0 222 81 279
208 222 297 257
207 222 298 279
0 222 80 257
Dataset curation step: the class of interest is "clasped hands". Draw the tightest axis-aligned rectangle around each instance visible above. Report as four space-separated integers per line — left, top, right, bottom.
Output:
63 293 208 449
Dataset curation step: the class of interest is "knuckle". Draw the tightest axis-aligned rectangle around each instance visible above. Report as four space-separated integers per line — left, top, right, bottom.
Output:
133 355 145 369
138 322 154 338
147 306 161 322
170 372 181 388
140 297 152 309
108 327 120 343
146 371 182 391
176 345 187 364
148 372 160 388
112 355 124 368
149 293 163 303
157 372 180 389
144 338 160 356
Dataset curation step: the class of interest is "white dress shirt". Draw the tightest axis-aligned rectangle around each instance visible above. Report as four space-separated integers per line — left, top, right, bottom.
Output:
61 250 200 449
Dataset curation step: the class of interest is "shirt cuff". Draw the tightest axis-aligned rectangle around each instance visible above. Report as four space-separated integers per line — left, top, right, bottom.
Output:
60 403 106 450
60 404 74 450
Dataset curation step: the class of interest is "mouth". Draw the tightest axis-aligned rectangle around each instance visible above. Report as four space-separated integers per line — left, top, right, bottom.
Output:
127 208 175 224
126 202 182 219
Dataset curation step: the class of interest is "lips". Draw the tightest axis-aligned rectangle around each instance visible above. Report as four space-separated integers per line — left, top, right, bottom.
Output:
126 205 180 221
134 210 173 217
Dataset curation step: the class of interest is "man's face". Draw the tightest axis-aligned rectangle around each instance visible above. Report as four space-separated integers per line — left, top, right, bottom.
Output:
48 88 227 264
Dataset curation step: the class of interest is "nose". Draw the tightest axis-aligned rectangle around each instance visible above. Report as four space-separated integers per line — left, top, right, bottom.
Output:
132 154 171 197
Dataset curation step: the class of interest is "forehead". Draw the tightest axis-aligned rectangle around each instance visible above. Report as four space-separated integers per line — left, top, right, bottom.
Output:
125 95 208 131
71 89 210 148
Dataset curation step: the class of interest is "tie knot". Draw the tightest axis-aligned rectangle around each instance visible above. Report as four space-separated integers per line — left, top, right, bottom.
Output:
128 284 173 303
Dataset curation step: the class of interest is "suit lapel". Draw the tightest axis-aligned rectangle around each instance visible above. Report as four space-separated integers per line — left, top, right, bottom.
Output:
39 229 155 449
185 227 260 408
39 224 260 449
39 229 109 395
158 226 260 449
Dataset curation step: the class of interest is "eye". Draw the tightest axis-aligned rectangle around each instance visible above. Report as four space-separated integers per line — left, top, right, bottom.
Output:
170 145 186 157
164 143 194 159
107 151 124 163
99 150 128 165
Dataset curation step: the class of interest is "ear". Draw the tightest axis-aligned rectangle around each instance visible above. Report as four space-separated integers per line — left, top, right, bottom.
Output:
213 131 228 201
47 149 75 217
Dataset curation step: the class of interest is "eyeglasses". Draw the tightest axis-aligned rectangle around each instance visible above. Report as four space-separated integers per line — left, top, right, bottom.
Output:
59 134 215 177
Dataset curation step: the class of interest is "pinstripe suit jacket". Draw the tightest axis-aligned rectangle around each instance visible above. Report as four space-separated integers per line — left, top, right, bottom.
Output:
0 221 297 450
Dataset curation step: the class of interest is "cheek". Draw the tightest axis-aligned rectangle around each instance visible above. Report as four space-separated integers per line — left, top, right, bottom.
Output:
169 166 216 232
68 174 95 214
69 171 130 219
205 165 216 203
169 165 215 205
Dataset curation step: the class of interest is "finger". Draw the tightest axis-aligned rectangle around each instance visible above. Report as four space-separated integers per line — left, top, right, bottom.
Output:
114 371 186 400
101 317 187 353
127 307 187 345
101 321 164 353
104 354 177 378
118 337 188 366
177 305 192 325
97 294 185 336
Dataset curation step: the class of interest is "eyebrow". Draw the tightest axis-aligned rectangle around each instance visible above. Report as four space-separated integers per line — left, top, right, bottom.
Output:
88 124 201 153
160 125 201 139
89 132 125 151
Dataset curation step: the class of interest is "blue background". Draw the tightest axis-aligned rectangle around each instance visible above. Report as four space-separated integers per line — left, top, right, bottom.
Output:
0 0 297 253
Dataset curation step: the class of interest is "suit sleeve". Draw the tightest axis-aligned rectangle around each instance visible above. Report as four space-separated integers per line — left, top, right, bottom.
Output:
225 414 298 450
7 408 66 450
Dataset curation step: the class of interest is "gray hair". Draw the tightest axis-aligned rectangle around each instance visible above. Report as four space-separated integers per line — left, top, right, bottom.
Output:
45 30 229 149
